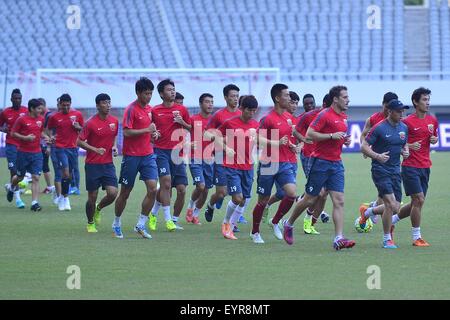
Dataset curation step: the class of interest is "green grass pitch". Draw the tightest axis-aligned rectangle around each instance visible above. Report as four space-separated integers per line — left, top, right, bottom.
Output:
1 152 449 299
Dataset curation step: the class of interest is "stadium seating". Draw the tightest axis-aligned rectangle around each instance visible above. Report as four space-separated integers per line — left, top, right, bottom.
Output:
0 0 448 80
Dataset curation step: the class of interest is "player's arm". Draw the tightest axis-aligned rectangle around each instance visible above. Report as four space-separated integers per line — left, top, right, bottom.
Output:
123 126 153 137
306 127 346 142
77 138 106 155
174 110 191 130
257 133 288 147
215 124 235 157
11 121 35 142
360 137 389 163
360 117 372 144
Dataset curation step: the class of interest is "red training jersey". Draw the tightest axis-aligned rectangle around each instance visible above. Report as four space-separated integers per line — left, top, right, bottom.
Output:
218 116 259 170
47 109 84 148
151 104 190 150
402 113 439 169
309 107 348 161
0 106 28 146
122 101 153 157
11 115 44 153
369 111 386 127
258 108 297 163
190 113 213 160
206 107 242 130
79 114 119 164
296 108 321 157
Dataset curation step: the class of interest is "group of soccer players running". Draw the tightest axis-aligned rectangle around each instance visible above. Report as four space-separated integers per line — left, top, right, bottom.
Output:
1 78 437 250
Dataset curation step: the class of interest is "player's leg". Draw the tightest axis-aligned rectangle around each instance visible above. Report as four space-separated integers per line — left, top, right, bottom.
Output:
381 193 399 248
56 148 71 210
204 163 227 221
93 163 119 227
86 189 99 233
221 168 242 239
171 160 188 229
271 163 297 225
5 144 24 207
29 152 43 211
7 150 27 208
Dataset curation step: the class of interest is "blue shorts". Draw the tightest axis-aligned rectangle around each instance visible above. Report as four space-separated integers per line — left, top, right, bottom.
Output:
55 147 78 172
50 147 62 182
274 163 298 199
16 151 43 176
189 160 214 189
224 167 254 198
402 166 430 197
5 143 18 174
119 154 158 188
257 162 297 196
85 163 118 192
41 145 50 173
372 169 402 202
154 148 188 187
306 158 345 196
300 153 311 178
213 163 228 187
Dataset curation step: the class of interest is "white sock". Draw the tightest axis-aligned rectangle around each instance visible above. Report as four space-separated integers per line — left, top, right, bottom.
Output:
392 214 400 225
137 214 148 228
334 235 343 242
172 216 179 223
113 216 121 227
230 205 244 226
383 233 392 242
151 200 161 216
188 199 196 210
364 207 374 218
14 190 22 201
31 200 38 206
162 206 171 222
243 198 251 211
224 200 237 223
193 207 200 217
412 227 421 241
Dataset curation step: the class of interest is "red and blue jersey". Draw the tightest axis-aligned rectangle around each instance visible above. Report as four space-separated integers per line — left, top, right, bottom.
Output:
11 115 44 153
151 104 190 150
402 113 438 169
0 106 28 146
47 109 84 149
206 107 242 130
122 101 153 156
79 114 118 164
309 107 348 161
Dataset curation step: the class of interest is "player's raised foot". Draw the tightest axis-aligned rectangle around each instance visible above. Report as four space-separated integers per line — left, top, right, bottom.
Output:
238 215 248 224
269 218 283 240
320 211 330 223
215 197 224 209
250 232 265 244
148 214 157 231
94 203 101 226
173 221 184 230
185 208 194 223
358 204 369 228
16 199 25 209
382 239 397 249
262 206 269 224
283 220 294 245
303 218 320 235
64 197 71 211
204 206 214 222
191 216 202 225
134 225 152 239
333 238 356 251
30 202 42 212
112 225 123 239
165 220 176 232
413 238 430 247
87 223 98 233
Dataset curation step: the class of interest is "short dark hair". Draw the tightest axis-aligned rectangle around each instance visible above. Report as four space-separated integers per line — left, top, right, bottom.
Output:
157 79 175 94
411 87 431 108
95 93 111 105
382 92 398 104
238 95 248 106
271 83 289 104
199 93 213 105
302 93 314 102
11 88 21 97
329 85 347 101
241 95 258 109
37 98 46 106
59 93 72 103
175 92 184 100
322 94 332 108
28 98 42 112
135 77 154 94
289 91 300 102
223 84 240 97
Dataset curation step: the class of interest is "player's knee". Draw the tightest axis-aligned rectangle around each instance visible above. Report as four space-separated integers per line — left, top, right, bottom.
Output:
107 188 119 200
232 194 243 205
411 195 425 207
196 183 206 192
119 188 132 200
176 185 186 195
32 175 40 183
